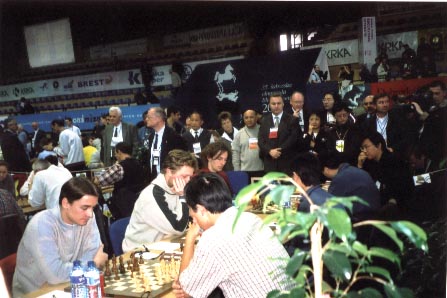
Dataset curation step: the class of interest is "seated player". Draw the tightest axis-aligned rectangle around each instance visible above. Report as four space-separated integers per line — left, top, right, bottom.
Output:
122 150 197 252
199 142 233 193
13 177 108 296
173 173 295 298
0 161 15 198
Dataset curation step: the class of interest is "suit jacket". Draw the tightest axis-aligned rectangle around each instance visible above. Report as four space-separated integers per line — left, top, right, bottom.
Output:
31 129 46 157
101 122 138 167
258 113 298 174
0 130 31 172
286 108 307 153
364 111 405 153
148 126 187 181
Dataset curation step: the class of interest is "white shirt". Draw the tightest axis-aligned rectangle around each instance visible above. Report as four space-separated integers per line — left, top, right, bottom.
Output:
67 125 81 136
111 123 123 148
28 165 73 209
54 129 85 165
150 125 166 174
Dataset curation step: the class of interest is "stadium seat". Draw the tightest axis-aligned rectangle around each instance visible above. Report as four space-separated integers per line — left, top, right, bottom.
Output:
109 217 130 256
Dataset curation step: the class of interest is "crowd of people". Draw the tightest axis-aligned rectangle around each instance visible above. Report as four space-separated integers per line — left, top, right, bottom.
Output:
0 78 445 297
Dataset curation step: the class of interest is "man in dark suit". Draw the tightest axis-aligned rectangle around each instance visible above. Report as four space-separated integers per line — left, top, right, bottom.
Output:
258 93 298 174
0 118 31 172
288 91 308 153
30 122 46 158
146 107 187 181
363 93 405 154
355 95 376 131
101 106 139 167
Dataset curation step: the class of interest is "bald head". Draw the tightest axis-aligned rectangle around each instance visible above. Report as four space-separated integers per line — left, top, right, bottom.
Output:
362 95 376 113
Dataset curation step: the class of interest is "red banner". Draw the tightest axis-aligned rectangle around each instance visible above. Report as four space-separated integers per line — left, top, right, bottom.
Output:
370 77 447 98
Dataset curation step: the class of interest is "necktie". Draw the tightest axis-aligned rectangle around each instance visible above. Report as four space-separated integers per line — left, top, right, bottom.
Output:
274 116 279 128
153 133 158 150
113 127 118 137
194 131 199 142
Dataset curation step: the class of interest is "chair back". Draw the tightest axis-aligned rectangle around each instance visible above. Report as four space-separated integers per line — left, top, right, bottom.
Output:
0 214 24 259
226 171 249 197
109 217 130 256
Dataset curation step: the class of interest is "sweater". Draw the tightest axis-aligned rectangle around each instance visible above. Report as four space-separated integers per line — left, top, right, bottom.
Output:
231 125 264 171
122 173 189 252
12 206 100 296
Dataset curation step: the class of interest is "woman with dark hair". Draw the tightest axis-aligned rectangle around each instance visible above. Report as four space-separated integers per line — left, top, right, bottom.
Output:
13 177 108 296
302 111 331 160
357 131 414 216
318 92 339 130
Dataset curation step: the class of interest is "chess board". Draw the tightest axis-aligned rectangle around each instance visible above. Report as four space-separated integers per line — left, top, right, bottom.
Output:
103 252 182 298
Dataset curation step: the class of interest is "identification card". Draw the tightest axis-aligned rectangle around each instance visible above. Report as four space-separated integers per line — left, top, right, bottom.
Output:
335 140 345 152
269 128 278 139
193 142 202 154
152 149 160 166
248 138 258 149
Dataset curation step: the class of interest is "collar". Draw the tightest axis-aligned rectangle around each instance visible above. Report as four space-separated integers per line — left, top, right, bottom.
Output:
272 111 283 120
190 128 203 135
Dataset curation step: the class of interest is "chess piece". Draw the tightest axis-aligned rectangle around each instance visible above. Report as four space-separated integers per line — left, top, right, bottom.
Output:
139 254 144 264
114 267 120 280
104 261 111 277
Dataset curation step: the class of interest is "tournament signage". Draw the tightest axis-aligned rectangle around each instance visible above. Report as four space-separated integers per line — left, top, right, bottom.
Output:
377 31 418 59
303 39 359 66
174 48 320 128
15 104 158 132
0 69 143 102
163 23 248 48
359 17 377 69
89 39 147 60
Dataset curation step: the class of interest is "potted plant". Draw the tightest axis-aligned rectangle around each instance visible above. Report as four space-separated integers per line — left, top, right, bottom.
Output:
234 172 428 298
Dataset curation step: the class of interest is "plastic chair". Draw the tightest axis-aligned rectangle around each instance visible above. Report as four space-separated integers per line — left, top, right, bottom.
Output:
109 217 130 256
225 171 249 197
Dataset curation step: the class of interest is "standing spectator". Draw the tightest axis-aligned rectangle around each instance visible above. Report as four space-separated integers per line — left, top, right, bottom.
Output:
27 159 72 209
16 97 34 115
0 118 31 172
51 119 85 171
146 107 187 182
232 109 264 175
377 57 390 82
355 95 376 131
289 91 307 135
319 92 338 130
258 93 298 174
401 44 417 79
370 57 381 82
65 117 81 136
101 106 138 167
217 111 239 144
17 124 31 158
166 106 186 135
92 114 107 138
302 112 332 159
182 111 212 159
137 111 152 149
0 161 16 198
30 122 46 158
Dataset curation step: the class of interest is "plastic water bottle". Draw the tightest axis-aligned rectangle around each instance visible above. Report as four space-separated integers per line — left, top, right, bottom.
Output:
85 261 101 298
70 260 87 298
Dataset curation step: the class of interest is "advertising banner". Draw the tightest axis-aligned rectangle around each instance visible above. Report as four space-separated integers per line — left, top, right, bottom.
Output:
0 69 143 103
377 31 418 59
174 49 320 128
360 17 377 69
302 39 359 66
15 104 158 132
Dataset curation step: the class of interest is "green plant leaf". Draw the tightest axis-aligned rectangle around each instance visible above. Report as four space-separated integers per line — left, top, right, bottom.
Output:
352 241 369 256
285 251 306 277
262 172 289 182
326 207 352 240
289 288 306 298
265 185 295 207
234 181 263 206
384 284 414 298
390 221 428 252
360 265 392 282
348 288 383 298
369 247 400 268
294 264 312 287
323 250 352 281
267 290 281 298
370 223 404 251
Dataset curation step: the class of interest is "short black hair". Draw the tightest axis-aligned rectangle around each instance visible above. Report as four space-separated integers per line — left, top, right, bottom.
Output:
291 153 322 187
429 80 446 91
45 155 59 166
0 160 9 170
167 106 180 117
51 119 65 127
115 142 132 155
184 172 233 213
373 93 389 104
59 177 99 205
363 131 386 151
333 102 351 114
65 117 73 122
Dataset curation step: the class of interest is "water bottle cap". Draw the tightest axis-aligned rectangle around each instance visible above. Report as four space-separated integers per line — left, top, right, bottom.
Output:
73 260 81 266
87 261 95 267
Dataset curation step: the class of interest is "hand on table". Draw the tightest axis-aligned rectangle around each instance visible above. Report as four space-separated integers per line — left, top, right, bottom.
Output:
93 244 108 269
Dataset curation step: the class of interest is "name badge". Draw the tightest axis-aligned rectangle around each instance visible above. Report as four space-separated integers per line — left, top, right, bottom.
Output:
193 142 202 154
152 149 160 165
248 138 258 150
335 140 345 152
269 128 278 139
